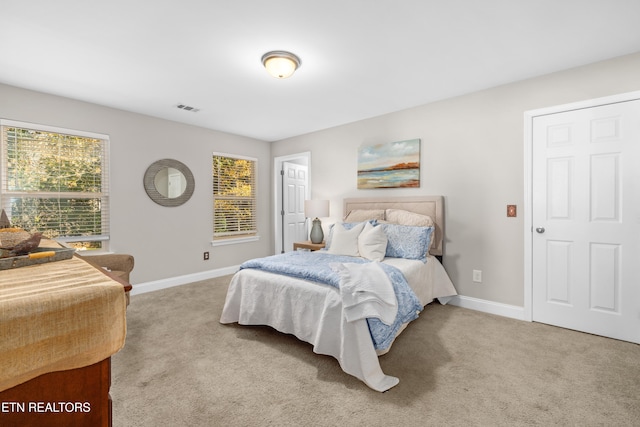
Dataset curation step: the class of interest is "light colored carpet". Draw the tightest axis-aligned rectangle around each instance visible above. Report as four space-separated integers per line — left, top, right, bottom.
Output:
111 276 640 426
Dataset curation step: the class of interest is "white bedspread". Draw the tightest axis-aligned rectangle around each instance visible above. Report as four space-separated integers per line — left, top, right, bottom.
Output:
219 256 456 392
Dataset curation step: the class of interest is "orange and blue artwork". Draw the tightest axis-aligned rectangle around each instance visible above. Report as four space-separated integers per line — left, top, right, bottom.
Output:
357 139 420 189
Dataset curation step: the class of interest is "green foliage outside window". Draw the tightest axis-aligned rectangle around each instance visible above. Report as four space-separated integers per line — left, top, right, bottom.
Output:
1 126 108 249
213 155 256 238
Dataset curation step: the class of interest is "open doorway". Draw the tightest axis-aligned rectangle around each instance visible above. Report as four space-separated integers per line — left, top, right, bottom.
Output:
273 152 311 254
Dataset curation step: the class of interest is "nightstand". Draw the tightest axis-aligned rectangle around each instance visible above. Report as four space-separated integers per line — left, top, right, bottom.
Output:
293 241 326 251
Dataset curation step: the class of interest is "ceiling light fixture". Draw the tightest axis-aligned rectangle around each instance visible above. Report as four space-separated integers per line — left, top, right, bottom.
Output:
261 50 301 79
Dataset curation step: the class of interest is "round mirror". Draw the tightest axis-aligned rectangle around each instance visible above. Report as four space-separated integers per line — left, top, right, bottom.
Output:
144 159 195 207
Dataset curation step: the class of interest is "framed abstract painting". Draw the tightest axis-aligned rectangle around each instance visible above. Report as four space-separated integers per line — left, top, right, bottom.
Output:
357 139 420 189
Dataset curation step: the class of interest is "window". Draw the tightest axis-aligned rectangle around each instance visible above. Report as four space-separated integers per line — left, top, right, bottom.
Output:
212 153 257 244
0 120 110 250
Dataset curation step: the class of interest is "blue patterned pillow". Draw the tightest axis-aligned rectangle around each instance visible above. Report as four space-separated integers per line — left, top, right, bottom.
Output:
381 223 433 262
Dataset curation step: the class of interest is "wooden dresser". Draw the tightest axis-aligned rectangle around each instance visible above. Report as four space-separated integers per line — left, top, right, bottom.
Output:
0 254 130 427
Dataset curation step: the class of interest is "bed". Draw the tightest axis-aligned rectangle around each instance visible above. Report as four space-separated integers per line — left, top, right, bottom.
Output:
220 196 457 392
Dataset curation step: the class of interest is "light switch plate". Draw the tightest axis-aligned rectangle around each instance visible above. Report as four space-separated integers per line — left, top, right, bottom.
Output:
507 205 517 217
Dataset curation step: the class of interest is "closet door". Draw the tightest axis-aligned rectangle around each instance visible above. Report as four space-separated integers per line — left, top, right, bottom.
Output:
532 99 640 344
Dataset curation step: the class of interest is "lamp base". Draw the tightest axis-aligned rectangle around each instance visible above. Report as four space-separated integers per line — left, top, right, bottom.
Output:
310 218 324 244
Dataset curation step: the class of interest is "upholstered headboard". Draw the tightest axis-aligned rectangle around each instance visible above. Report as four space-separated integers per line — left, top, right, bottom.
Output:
343 196 445 257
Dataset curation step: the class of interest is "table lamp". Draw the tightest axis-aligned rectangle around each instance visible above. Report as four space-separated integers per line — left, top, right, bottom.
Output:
304 200 330 244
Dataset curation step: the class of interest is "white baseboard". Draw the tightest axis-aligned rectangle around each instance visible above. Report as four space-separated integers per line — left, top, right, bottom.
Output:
447 295 527 321
130 265 240 296
132 270 527 324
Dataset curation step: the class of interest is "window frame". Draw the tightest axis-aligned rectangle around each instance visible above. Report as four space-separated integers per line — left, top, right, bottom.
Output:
211 152 259 246
0 119 110 250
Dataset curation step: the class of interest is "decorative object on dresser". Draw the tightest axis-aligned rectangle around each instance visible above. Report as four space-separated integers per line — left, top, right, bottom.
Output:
304 199 329 244
0 209 10 228
0 230 75 270
0 228 39 253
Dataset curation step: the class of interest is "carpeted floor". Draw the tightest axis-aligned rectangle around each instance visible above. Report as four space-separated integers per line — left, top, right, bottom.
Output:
111 276 640 426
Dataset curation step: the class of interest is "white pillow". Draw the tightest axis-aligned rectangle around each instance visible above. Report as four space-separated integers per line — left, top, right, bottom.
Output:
358 222 387 262
326 222 366 257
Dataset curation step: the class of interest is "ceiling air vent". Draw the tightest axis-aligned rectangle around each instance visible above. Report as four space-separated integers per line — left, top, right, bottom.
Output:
176 104 200 113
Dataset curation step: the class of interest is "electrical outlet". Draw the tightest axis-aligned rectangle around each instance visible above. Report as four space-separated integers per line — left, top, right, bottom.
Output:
473 269 482 283
203 251 209 261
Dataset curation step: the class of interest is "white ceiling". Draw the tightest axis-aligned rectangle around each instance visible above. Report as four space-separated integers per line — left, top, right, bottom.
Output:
1 1 640 142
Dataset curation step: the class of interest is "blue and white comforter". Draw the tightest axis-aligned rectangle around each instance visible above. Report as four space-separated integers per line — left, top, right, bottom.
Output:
239 250 423 351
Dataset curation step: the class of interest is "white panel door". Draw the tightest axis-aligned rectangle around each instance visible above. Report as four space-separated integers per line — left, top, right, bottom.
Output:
532 99 640 343
282 162 308 252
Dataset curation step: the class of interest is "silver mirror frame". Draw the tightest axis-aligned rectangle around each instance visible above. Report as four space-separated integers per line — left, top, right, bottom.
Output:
144 159 195 207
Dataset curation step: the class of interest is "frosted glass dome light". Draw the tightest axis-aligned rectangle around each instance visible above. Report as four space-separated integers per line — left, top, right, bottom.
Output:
261 51 301 79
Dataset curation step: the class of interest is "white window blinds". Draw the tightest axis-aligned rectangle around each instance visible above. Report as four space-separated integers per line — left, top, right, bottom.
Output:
0 120 110 249
213 153 257 240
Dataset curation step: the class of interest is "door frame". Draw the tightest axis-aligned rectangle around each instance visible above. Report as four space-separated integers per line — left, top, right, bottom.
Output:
273 151 311 255
523 90 640 322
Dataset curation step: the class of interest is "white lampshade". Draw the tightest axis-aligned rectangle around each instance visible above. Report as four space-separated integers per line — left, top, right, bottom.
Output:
261 51 301 79
304 199 329 219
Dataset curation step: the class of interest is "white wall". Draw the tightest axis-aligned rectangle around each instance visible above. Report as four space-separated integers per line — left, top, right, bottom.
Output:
0 83 272 284
2 51 639 303
271 52 640 307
